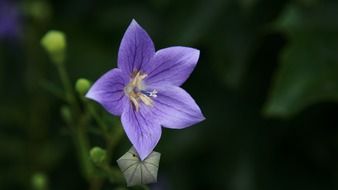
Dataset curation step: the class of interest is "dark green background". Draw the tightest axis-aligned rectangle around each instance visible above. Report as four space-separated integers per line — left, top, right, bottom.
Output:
1 0 338 189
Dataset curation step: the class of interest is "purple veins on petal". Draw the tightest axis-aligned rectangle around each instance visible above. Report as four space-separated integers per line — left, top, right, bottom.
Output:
150 85 205 129
144 46 200 87
86 68 129 116
86 19 205 160
118 20 155 76
121 103 162 160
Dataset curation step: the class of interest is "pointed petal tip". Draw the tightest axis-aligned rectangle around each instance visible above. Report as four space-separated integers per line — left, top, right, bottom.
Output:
84 88 95 101
132 143 159 161
184 47 200 62
184 111 206 128
139 154 147 161
199 114 206 122
173 46 200 58
136 147 152 161
190 48 200 62
195 108 206 125
121 104 162 162
144 47 201 86
118 18 155 74
84 92 101 107
126 146 156 161
128 19 142 30
130 18 138 24
150 86 205 129
82 68 127 116
195 48 200 58
129 19 136 26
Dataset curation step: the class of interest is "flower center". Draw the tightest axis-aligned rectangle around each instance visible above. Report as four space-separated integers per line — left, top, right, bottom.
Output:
124 71 158 111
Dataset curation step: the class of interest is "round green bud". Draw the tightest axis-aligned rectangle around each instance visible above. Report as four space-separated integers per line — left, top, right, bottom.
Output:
26 1 52 22
31 173 48 190
60 105 72 124
90 147 107 165
41 30 66 64
75 78 91 96
41 30 66 53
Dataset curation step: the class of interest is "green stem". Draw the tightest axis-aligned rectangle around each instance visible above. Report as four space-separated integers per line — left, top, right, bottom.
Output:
55 61 93 181
39 79 66 101
75 121 92 179
102 165 124 184
74 113 93 180
106 126 123 159
85 100 123 160
56 62 80 113
86 101 109 134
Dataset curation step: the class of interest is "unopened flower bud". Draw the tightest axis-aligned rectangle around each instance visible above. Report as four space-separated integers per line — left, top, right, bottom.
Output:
41 30 66 64
26 1 51 22
75 78 91 96
31 173 48 190
117 147 160 187
90 147 107 165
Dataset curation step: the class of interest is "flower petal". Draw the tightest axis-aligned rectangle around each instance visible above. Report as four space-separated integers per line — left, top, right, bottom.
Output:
118 19 155 76
121 103 162 160
144 47 200 86
86 68 128 116
152 85 205 129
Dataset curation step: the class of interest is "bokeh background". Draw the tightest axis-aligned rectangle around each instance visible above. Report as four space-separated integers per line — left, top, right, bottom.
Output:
1 0 338 189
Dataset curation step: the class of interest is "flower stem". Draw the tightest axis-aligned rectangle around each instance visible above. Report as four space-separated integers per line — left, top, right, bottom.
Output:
106 124 123 159
74 112 93 180
55 60 93 181
86 101 109 134
74 127 91 178
56 62 80 113
85 100 123 160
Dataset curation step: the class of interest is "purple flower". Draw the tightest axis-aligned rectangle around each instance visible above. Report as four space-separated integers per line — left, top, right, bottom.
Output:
86 20 205 160
0 0 20 40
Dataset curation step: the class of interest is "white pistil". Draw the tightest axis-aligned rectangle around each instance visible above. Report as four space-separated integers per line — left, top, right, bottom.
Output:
148 89 158 98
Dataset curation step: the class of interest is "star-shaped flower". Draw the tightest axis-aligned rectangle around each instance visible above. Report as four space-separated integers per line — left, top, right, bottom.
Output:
86 20 205 160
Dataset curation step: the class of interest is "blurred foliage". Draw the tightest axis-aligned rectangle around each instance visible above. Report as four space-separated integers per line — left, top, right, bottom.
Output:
1 0 338 190
264 1 338 117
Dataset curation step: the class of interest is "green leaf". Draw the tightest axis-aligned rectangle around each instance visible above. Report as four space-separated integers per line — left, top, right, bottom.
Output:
264 2 338 117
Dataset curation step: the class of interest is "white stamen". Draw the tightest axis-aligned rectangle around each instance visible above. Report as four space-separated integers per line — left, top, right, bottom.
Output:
124 71 158 111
